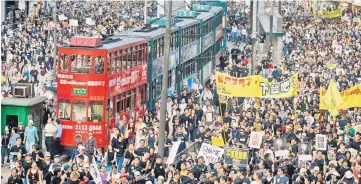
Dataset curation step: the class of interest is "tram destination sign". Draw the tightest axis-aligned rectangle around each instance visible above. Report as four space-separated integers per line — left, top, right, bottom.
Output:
72 87 87 95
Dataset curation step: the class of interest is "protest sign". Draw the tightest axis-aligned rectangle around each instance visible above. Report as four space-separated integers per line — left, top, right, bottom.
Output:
298 143 312 161
315 134 327 151
211 137 224 147
216 72 298 98
273 138 289 157
320 84 361 110
197 143 224 164
70 19 79 27
248 131 263 149
166 141 181 165
224 148 248 167
90 157 102 184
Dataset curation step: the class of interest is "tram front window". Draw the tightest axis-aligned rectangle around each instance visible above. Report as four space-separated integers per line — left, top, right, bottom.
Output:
72 102 87 122
58 100 71 120
88 101 103 122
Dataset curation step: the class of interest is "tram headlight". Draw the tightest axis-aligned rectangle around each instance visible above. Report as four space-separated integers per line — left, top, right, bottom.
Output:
75 134 82 143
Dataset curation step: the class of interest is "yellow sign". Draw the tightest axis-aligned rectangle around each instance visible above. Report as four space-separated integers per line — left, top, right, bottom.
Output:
324 80 343 116
211 137 224 147
321 8 342 19
325 63 337 69
215 72 298 98
354 18 360 23
320 84 361 110
225 150 248 160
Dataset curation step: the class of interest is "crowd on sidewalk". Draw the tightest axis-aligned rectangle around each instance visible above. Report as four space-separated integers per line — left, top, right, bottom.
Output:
2 1 361 184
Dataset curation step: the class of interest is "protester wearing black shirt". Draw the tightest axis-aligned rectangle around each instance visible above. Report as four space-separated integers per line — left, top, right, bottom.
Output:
152 155 166 179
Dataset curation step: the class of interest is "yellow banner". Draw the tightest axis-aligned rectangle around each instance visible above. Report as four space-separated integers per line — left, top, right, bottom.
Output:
320 84 361 110
325 63 337 69
215 72 298 98
321 8 342 19
211 137 224 147
324 80 344 116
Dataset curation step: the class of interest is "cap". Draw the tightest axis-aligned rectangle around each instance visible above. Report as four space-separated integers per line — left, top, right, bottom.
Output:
330 171 340 177
120 173 128 178
313 166 320 171
174 117 180 120
155 154 162 159
83 164 89 168
134 171 141 176
54 155 60 158
26 153 32 157
64 164 71 170
158 176 165 181
45 152 51 157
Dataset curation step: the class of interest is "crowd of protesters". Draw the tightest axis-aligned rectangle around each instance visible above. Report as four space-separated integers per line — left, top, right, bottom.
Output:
2 1 361 184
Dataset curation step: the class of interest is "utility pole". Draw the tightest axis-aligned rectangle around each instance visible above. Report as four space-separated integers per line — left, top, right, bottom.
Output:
279 0 281 15
251 0 257 75
158 0 172 159
269 0 273 61
52 2 57 84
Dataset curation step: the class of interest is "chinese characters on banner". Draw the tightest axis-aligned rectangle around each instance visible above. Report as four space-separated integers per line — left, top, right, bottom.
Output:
215 72 298 98
248 131 263 149
211 137 225 147
224 148 249 167
90 157 102 184
315 134 327 151
197 143 224 164
108 64 148 96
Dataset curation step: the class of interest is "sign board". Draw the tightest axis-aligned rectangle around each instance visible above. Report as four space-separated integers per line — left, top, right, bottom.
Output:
146 17 175 26
273 138 289 157
298 143 312 161
90 157 102 184
248 131 263 149
167 141 181 165
211 137 224 147
86 18 95 26
224 148 249 167
197 143 224 164
203 32 214 51
176 10 197 18
72 88 87 95
70 36 102 47
192 5 210 12
70 19 78 27
315 134 327 151
215 25 223 41
59 14 67 21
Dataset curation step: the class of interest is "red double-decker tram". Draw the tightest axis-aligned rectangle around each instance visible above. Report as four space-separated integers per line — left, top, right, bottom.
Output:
57 36 148 147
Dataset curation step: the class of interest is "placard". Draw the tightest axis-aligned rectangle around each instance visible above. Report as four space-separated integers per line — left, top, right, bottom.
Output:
166 141 181 165
70 19 78 27
224 148 248 167
90 157 102 184
315 134 327 151
197 143 224 164
298 143 312 161
273 138 289 157
58 14 67 21
248 131 263 149
211 137 224 147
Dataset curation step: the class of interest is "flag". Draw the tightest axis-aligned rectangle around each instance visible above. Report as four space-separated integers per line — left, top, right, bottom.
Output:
324 80 343 117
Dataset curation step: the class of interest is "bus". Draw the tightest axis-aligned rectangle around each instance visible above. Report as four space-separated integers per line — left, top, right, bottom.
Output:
57 36 148 148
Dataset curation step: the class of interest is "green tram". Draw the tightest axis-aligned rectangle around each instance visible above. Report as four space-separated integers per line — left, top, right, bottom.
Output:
125 3 227 109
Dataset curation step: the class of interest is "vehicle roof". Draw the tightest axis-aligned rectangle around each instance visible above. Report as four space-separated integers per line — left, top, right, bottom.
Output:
60 37 147 51
1 96 48 107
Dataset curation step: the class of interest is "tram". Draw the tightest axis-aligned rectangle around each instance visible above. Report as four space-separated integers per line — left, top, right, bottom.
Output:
57 36 148 147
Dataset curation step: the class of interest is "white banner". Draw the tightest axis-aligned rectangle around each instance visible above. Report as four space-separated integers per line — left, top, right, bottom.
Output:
315 134 327 151
197 143 224 164
90 157 102 184
69 19 78 27
166 141 181 165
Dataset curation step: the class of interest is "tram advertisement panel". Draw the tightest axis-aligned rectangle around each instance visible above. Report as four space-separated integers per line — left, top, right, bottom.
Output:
61 122 106 147
107 64 147 96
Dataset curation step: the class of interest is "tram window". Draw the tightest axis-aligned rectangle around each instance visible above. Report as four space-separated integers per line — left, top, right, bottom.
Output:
132 46 138 67
107 53 111 75
94 56 104 74
71 55 91 73
117 50 122 72
88 101 103 122
59 54 69 72
128 47 133 67
159 38 164 58
122 49 128 71
138 45 143 65
112 52 117 74
58 100 70 120
72 102 87 122
70 55 76 73
153 40 158 59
